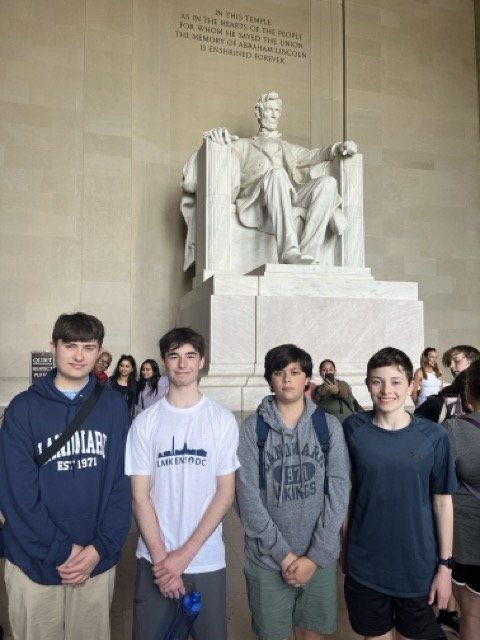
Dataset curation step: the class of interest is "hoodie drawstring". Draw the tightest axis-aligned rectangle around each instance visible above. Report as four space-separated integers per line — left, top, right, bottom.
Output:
277 429 286 507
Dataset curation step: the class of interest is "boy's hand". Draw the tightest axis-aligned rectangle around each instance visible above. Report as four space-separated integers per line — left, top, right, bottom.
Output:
153 548 190 584
280 552 298 574
283 557 317 586
56 543 83 581
428 566 452 609
65 543 84 563
57 544 100 585
158 574 186 600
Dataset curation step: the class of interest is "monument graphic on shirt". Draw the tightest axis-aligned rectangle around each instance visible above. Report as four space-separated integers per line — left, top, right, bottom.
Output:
157 436 207 467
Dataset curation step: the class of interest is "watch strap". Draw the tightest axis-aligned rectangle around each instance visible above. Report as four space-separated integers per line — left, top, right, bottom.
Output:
438 557 455 569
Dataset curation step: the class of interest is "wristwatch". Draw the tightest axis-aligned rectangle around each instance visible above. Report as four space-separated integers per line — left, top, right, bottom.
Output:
438 557 455 569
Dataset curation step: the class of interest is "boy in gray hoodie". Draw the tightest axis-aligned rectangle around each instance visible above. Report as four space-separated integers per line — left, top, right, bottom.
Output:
236 344 351 640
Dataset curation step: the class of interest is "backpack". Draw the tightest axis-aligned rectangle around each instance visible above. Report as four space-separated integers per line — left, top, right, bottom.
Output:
256 409 330 495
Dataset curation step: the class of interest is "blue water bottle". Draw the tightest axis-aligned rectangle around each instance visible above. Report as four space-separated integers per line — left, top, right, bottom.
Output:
162 591 202 640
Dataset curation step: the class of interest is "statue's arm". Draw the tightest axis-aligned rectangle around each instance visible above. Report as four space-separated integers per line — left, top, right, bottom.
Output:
203 127 239 145
325 140 358 160
290 139 358 182
200 131 242 201
289 139 357 170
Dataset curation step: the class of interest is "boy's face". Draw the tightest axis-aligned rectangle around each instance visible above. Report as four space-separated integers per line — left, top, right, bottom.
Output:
270 361 310 405
450 351 471 377
162 342 205 389
52 339 101 389
366 365 413 416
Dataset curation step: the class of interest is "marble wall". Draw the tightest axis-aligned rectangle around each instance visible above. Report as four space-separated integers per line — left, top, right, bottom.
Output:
476 0 480 126
346 0 480 352
0 0 479 403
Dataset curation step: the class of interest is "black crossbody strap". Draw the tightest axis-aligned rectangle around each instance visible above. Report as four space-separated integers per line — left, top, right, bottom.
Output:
462 415 480 430
36 383 104 467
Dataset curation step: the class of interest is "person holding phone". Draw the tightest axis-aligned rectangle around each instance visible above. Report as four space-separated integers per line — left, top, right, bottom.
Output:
312 359 361 424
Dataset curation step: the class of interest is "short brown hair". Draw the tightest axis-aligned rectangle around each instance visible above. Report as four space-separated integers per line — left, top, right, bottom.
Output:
52 312 104 346
366 347 413 383
159 327 206 359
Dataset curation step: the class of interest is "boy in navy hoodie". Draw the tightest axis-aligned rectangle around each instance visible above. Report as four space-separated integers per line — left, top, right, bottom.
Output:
0 312 131 640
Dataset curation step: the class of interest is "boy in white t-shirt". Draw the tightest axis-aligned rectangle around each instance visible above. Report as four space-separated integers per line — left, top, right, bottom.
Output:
125 328 239 640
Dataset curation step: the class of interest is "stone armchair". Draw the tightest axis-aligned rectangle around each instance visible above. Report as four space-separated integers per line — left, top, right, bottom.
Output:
182 138 364 285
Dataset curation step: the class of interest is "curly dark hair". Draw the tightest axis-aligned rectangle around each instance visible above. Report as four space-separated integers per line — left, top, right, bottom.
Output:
264 344 312 391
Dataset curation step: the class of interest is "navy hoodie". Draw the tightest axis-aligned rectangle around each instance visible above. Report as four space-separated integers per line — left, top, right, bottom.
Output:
0 370 131 585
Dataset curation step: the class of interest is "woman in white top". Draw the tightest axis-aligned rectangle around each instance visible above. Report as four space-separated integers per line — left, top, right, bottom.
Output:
412 347 443 406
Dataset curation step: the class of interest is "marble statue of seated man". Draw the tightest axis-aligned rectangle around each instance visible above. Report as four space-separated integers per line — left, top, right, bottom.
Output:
181 91 357 269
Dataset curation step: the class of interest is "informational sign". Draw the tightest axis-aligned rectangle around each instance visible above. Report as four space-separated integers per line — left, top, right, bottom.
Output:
31 351 54 384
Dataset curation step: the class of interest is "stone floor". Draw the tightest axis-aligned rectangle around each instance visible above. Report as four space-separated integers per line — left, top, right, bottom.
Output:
0 510 457 639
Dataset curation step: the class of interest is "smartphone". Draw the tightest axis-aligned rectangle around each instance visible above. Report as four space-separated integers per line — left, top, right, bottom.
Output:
324 372 335 383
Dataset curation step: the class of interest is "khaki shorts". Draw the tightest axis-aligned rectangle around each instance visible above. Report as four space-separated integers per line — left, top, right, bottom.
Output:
244 558 337 640
4 560 115 640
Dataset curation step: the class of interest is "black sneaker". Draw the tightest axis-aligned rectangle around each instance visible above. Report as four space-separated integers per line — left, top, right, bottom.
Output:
438 609 460 637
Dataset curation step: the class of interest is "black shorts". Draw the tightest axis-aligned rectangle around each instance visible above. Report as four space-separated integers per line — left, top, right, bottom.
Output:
452 561 480 595
344 574 446 639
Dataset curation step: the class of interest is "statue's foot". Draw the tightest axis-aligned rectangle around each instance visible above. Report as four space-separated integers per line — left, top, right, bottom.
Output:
282 249 302 264
298 254 315 264
282 250 315 265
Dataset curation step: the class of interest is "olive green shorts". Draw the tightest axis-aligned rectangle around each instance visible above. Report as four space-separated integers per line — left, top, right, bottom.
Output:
244 558 337 640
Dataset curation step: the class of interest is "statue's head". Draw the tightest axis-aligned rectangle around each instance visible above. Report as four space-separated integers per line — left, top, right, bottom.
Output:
255 91 283 132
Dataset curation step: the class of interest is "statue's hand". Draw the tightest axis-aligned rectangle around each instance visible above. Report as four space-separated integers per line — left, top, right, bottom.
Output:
203 127 239 145
330 140 357 158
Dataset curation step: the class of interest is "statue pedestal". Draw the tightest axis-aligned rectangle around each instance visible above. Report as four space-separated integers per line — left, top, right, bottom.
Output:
178 264 424 412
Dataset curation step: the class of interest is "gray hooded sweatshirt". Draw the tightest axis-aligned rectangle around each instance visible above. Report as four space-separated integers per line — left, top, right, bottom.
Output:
236 396 351 571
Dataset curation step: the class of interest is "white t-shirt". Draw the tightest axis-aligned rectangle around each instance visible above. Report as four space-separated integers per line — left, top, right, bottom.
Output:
125 394 240 573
